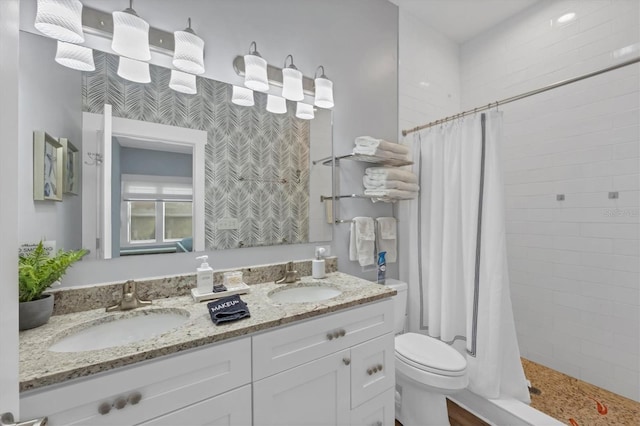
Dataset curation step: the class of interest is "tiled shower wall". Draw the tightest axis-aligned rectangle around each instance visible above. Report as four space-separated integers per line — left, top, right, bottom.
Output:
460 0 639 400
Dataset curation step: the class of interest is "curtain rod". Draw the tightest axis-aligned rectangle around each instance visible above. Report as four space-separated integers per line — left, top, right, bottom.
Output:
402 56 640 137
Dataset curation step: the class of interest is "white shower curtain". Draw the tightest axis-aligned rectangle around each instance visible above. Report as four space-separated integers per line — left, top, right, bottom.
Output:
406 111 530 403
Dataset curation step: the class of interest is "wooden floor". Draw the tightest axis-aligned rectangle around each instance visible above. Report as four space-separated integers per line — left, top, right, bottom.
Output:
394 399 489 426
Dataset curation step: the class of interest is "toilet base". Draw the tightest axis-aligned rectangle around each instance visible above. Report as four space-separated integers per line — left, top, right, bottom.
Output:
397 377 451 426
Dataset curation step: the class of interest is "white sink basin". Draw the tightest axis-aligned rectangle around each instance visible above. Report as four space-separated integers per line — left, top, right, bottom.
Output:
269 283 342 303
49 309 190 353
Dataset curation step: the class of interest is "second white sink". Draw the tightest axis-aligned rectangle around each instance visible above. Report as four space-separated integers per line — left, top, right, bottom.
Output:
269 283 342 303
48 308 190 353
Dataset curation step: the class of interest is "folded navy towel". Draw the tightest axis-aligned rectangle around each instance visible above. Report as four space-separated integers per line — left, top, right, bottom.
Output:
207 294 250 325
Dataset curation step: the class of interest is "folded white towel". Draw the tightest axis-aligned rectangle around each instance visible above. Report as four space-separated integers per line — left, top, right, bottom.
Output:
363 176 420 192
355 136 410 155
365 167 418 184
376 217 397 263
365 188 419 201
353 146 409 161
349 217 375 266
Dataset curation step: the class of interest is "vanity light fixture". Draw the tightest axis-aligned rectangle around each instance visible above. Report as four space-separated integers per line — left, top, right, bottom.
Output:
112 0 151 61
173 18 205 75
295 102 314 120
34 0 85 43
243 42 269 92
313 66 334 109
266 95 287 114
55 41 95 71
117 57 151 83
169 70 197 94
231 85 255 106
282 55 304 101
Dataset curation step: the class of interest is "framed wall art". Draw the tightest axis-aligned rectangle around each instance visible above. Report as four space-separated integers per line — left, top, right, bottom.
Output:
60 138 79 195
33 131 63 201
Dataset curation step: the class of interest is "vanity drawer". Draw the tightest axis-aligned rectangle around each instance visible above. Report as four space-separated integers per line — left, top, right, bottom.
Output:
350 387 395 426
20 337 251 426
253 299 393 380
350 333 395 409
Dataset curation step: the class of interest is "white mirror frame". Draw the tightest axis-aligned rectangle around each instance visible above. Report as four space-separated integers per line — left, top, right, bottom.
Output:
82 107 207 259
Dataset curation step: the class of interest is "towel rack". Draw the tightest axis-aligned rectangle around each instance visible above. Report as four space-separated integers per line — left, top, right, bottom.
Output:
320 194 374 202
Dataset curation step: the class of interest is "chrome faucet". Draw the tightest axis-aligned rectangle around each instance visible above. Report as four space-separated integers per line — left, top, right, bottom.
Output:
106 280 151 312
275 261 300 284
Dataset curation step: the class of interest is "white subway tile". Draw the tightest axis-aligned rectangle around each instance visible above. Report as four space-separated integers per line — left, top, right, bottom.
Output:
581 223 639 239
614 239 640 256
553 235 613 253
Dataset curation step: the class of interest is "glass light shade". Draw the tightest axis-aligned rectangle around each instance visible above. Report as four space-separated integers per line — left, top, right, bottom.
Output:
169 70 197 94
232 85 254 106
34 0 84 43
173 30 205 75
266 95 287 114
244 54 269 92
55 41 95 71
117 57 151 83
282 67 304 101
314 77 334 109
296 102 314 120
112 10 151 61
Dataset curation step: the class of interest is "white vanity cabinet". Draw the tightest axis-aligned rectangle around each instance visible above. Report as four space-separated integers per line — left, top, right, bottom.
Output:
253 299 395 426
20 337 252 426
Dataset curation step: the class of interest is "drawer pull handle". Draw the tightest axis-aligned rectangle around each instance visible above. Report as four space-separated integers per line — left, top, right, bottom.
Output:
327 333 334 341
378 364 383 371
343 357 351 365
128 391 142 405
338 329 346 337
98 402 111 415
113 396 127 410
332 331 341 339
367 368 374 375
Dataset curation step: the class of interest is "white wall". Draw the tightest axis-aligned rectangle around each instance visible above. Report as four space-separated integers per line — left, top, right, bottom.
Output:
19 32 83 252
18 0 398 285
397 9 461 288
460 0 639 401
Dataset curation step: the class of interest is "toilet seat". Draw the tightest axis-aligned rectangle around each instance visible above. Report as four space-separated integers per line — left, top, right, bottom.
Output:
395 333 466 377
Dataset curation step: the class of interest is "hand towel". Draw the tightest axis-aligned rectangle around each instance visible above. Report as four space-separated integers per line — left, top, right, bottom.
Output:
376 217 397 263
364 167 418 183
364 189 419 199
207 295 250 325
363 176 420 192
355 136 410 155
349 217 375 266
353 146 409 161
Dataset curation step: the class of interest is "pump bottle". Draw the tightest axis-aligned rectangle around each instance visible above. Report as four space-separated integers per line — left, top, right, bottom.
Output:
196 255 214 294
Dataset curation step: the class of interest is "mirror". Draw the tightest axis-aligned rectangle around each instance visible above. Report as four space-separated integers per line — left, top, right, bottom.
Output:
19 32 333 260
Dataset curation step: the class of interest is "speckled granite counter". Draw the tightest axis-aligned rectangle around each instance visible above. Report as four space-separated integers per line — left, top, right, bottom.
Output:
20 272 394 392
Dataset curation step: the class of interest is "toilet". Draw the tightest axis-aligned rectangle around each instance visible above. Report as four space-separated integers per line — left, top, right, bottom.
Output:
386 279 468 426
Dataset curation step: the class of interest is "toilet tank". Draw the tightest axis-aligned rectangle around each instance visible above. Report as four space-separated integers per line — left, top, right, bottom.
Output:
384 279 408 334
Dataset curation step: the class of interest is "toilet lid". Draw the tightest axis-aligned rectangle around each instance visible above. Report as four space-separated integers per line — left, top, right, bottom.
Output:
395 333 467 377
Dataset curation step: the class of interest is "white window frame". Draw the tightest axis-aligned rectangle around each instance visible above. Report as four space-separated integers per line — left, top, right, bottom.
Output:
120 174 193 247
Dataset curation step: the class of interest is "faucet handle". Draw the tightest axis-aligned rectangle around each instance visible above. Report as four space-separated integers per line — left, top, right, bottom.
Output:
286 261 295 272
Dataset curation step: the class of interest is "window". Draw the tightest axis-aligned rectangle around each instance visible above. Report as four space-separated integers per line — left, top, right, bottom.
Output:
121 175 193 246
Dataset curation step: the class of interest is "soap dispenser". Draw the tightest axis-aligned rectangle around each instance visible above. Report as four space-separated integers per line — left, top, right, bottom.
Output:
196 255 214 294
312 247 326 279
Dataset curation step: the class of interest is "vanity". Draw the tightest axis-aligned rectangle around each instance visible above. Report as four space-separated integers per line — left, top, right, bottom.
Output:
19 270 396 426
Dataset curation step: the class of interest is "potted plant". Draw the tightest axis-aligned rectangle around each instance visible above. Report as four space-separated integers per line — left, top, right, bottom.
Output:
18 241 87 330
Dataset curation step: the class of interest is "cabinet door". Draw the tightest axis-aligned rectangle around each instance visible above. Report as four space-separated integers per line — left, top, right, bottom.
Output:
254 350 351 426
138 385 251 426
350 387 395 426
350 334 395 409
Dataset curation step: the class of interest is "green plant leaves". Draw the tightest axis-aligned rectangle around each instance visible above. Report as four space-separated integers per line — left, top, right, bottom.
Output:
18 242 87 303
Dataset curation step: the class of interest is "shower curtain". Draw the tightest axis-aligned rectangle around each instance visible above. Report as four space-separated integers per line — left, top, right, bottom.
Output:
406 111 530 403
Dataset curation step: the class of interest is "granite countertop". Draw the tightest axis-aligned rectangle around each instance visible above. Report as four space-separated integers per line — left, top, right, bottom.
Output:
19 272 395 392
